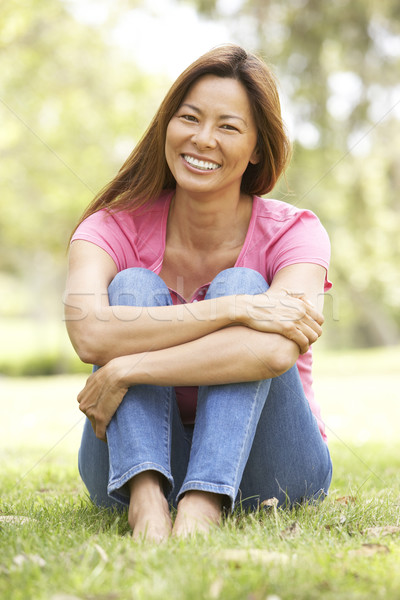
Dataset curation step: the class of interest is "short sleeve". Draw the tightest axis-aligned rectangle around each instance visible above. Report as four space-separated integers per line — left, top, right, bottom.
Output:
70 210 138 272
269 209 332 291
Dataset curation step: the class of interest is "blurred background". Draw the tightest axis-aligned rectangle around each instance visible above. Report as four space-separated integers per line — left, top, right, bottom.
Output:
1 0 400 378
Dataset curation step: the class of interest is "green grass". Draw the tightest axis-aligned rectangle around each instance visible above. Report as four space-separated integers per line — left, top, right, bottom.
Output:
1 446 399 600
1 347 400 599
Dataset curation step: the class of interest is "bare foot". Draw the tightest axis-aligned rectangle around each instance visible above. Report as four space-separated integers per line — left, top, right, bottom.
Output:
128 471 172 542
172 490 223 539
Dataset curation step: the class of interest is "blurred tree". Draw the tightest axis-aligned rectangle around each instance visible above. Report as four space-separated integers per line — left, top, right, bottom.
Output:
0 0 167 317
185 0 400 347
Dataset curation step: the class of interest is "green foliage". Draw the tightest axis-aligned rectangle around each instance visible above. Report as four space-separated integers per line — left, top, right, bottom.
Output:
0 350 87 377
0 0 169 317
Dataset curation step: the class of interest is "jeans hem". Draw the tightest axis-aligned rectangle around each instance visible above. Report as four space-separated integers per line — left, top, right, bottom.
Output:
177 481 236 512
107 462 174 506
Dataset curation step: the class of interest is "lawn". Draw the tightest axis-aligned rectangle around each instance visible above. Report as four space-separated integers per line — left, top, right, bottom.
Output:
1 346 399 600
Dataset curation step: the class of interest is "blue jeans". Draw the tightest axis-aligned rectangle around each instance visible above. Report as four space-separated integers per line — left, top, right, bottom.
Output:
78 267 332 512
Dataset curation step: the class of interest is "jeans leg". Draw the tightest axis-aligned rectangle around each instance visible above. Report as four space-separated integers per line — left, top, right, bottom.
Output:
177 268 271 508
78 268 191 508
177 267 332 511
238 366 332 510
78 417 117 509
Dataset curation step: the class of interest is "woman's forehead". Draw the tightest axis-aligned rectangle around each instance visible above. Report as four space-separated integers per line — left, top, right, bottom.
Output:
181 75 254 116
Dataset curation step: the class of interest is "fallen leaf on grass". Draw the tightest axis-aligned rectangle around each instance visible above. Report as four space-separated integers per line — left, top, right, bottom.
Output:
335 496 357 505
0 516 36 525
362 526 400 537
349 543 390 557
280 521 301 539
261 497 279 508
217 549 289 566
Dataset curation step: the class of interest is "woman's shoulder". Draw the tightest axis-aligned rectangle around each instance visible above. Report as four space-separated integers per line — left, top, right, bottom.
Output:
73 190 173 237
251 196 330 254
254 196 317 222
249 196 332 290
253 195 329 238
70 190 174 271
71 208 134 242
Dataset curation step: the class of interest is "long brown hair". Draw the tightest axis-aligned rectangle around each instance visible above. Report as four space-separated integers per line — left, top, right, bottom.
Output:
72 44 291 235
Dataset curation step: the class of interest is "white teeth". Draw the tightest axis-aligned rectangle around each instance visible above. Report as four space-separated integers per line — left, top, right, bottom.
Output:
183 155 220 170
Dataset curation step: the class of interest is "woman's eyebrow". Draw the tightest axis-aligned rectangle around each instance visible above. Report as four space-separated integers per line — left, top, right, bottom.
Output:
180 103 247 125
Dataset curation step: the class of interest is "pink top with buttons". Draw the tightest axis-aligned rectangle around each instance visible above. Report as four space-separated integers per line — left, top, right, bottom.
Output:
71 190 332 441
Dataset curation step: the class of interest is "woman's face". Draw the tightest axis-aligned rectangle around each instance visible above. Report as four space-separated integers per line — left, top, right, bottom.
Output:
165 75 259 199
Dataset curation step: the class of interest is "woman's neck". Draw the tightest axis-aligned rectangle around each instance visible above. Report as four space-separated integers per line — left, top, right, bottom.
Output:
167 188 253 253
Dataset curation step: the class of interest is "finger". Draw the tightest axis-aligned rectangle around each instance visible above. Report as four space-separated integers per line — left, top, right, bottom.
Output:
303 325 321 345
299 342 310 355
289 320 322 351
283 292 320 320
294 316 322 343
96 425 106 442
302 315 323 337
308 310 324 326
297 302 324 327
304 302 324 325
302 298 315 307
295 333 309 355
77 380 91 404
282 325 309 354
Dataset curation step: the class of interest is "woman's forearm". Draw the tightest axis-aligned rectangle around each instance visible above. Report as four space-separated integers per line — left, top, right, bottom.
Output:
66 294 239 366
110 325 300 388
66 288 321 367
77 326 301 441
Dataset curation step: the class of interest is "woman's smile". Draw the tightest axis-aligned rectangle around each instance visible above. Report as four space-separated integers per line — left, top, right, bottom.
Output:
181 154 221 172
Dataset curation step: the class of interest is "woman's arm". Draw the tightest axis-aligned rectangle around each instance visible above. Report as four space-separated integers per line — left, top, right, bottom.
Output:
64 241 322 365
78 326 295 440
64 240 238 365
77 262 326 440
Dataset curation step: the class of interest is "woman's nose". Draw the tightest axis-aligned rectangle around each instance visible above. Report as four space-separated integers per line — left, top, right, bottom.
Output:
192 125 217 149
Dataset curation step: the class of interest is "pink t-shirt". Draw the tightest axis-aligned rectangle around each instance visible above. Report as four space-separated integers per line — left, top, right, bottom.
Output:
71 190 332 440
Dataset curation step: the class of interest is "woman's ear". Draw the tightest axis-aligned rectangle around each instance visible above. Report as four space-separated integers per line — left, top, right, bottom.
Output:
249 146 260 165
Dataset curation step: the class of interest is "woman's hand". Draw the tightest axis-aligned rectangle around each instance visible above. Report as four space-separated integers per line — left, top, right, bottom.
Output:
238 290 324 354
77 359 129 441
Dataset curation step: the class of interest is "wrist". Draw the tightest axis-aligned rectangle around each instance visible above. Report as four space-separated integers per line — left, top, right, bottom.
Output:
229 294 249 326
108 355 138 388
219 295 237 326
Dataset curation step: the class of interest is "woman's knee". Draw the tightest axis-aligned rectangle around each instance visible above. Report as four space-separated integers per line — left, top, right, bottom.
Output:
206 267 269 299
108 268 172 307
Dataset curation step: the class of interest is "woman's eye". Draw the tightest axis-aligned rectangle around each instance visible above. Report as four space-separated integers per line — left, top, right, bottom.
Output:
181 114 198 122
221 124 239 131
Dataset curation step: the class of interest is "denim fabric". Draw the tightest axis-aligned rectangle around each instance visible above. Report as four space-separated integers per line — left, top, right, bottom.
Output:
78 267 332 512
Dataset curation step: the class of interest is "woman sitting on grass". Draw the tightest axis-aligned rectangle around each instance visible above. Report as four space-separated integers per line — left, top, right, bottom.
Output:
64 44 332 541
